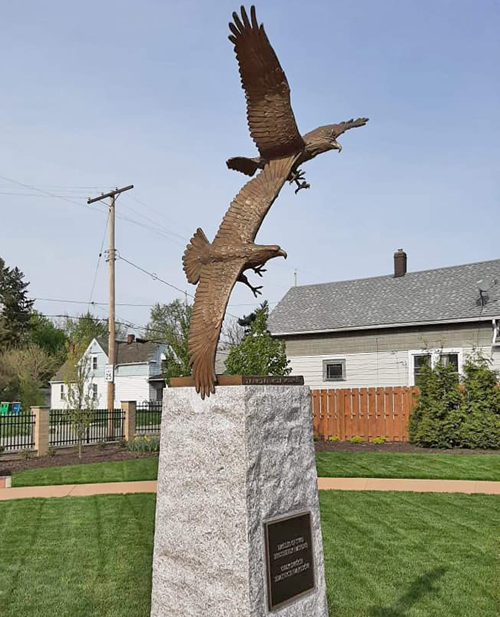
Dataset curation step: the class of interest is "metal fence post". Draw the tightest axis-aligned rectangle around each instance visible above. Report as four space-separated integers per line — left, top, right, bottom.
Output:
122 401 136 442
32 406 50 456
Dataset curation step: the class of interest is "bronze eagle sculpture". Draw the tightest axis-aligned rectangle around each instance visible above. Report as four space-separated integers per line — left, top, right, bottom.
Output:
183 6 368 398
227 6 369 192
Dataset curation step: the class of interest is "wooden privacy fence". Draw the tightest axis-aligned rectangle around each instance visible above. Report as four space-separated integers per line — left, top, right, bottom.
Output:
311 386 419 442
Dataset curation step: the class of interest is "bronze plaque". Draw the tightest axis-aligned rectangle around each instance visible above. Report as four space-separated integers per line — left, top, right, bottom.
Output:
264 511 315 611
169 375 304 388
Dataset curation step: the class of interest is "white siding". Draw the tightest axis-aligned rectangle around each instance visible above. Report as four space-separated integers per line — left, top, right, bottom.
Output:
50 377 106 409
114 376 151 405
290 346 500 389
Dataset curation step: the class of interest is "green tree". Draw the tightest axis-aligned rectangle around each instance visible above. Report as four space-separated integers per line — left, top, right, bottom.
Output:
225 302 291 376
408 357 462 448
61 312 109 348
0 257 34 348
0 344 57 412
145 300 192 380
62 341 97 459
409 351 500 449
29 311 68 361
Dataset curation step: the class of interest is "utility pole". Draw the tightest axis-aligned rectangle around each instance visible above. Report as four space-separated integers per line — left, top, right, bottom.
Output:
88 185 133 437
294 269 298 287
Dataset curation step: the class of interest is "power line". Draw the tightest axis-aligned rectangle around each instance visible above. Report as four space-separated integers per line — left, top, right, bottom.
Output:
127 194 193 236
120 199 189 242
88 210 110 310
0 174 104 214
35 297 156 307
119 254 194 298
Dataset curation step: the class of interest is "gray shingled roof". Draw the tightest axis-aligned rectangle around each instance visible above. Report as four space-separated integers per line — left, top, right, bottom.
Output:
268 259 500 335
51 339 162 382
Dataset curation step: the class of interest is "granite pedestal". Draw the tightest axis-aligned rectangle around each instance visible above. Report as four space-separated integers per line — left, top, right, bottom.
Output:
150 384 329 616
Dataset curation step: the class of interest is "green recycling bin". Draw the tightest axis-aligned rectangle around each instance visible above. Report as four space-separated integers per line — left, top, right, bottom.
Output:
0 402 9 415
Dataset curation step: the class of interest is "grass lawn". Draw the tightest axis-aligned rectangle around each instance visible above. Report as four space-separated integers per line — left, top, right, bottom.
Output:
0 491 499 616
0 494 155 617
320 491 500 616
316 451 500 481
11 451 500 487
11 457 159 487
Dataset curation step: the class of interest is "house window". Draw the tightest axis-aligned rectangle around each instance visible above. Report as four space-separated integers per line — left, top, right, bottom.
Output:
437 353 460 380
60 384 65 400
92 384 98 402
412 354 431 387
323 359 346 382
409 350 462 386
92 356 98 370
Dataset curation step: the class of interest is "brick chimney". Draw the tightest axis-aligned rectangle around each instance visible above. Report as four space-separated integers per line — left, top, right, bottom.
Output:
127 334 135 344
394 249 407 278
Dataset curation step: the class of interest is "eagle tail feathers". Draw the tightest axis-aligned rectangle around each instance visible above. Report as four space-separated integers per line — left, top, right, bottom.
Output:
226 156 260 177
183 228 210 285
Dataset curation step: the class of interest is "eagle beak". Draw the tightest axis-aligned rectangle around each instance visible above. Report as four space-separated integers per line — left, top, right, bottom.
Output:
333 140 342 153
278 249 287 259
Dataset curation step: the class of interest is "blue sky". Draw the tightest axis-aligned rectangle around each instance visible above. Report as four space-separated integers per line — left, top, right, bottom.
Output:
1 0 498 331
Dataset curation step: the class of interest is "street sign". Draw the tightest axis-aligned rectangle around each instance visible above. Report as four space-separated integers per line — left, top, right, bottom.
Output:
104 364 114 382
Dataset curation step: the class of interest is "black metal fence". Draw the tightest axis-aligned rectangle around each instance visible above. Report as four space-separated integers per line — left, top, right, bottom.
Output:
0 413 35 452
136 401 162 434
49 408 125 447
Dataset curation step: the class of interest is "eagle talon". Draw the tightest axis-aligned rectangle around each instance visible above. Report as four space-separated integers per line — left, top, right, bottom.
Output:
289 169 310 194
294 181 310 194
253 265 266 277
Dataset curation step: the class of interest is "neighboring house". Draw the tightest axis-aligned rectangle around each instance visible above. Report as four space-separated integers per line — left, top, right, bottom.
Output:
268 251 500 389
50 335 168 408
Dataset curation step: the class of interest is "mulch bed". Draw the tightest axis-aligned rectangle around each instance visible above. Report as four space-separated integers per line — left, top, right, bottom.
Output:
314 440 500 455
0 445 158 476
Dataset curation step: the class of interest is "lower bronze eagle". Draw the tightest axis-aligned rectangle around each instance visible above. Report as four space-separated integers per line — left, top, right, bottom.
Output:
227 6 368 192
183 155 297 399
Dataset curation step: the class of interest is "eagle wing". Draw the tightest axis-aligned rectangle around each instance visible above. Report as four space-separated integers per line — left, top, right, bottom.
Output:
189 155 297 397
332 117 369 138
188 260 244 399
229 6 305 160
215 154 298 246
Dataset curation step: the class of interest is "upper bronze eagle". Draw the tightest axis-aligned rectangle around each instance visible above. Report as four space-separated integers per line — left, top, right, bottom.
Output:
227 6 369 192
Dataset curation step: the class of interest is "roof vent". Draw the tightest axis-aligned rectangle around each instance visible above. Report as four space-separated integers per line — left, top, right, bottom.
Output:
394 249 407 278
127 334 135 344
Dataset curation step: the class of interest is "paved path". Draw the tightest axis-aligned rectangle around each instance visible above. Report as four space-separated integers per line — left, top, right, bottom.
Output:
318 477 500 494
0 480 158 501
1 477 500 501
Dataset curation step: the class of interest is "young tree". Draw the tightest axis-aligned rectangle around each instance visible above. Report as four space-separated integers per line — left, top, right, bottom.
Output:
145 300 192 380
62 342 97 459
1 344 57 411
0 257 34 348
225 302 291 376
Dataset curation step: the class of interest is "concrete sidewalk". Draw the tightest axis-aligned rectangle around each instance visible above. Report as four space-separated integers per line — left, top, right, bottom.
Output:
318 477 500 494
0 477 500 501
0 480 158 501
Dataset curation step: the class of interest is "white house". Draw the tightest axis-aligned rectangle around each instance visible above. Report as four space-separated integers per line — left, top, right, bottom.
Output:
268 253 500 389
50 335 168 409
